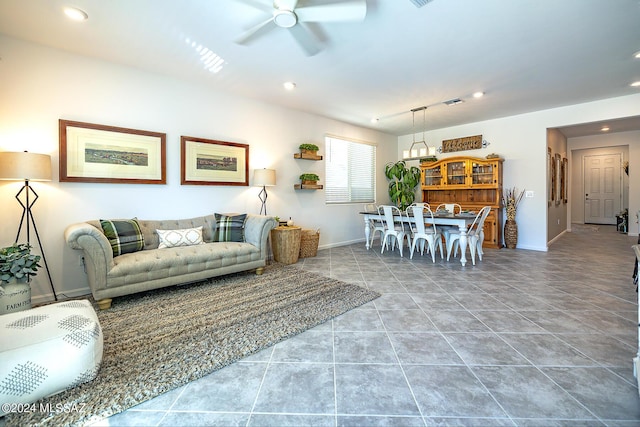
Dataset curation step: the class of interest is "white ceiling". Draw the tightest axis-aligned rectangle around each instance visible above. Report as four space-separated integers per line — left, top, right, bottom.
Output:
1 0 639 136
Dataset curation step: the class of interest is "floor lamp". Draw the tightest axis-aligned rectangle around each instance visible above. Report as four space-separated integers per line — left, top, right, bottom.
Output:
0 151 57 300
253 168 276 215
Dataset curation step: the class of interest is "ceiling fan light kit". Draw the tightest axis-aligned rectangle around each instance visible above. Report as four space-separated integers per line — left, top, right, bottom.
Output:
273 9 297 28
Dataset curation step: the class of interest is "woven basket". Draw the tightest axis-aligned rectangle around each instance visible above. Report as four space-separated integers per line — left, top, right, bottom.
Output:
299 229 320 258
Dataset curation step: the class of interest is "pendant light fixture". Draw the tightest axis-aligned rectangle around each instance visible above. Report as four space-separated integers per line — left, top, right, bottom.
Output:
402 106 432 160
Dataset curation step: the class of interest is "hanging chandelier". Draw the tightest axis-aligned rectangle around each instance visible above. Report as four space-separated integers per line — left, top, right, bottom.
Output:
402 106 433 160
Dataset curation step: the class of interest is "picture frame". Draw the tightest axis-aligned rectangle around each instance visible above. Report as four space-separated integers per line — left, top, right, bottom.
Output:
547 148 553 206
554 153 562 205
59 119 166 184
181 136 249 186
562 157 568 204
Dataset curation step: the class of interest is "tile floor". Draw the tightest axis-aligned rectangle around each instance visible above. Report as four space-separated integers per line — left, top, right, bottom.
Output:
96 226 640 426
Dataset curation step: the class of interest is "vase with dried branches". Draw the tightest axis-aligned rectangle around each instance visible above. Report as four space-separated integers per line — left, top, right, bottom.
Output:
502 187 525 249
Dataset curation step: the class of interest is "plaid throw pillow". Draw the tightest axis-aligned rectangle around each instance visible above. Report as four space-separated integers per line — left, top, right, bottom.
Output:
213 213 247 242
100 218 145 257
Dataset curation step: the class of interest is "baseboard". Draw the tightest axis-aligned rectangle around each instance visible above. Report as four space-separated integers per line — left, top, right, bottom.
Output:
547 230 567 247
318 238 366 250
32 286 91 306
514 244 549 252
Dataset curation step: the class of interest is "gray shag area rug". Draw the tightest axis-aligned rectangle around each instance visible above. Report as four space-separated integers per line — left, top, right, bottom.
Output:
5 265 379 427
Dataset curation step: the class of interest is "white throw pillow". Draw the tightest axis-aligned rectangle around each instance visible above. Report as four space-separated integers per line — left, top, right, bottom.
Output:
157 226 204 248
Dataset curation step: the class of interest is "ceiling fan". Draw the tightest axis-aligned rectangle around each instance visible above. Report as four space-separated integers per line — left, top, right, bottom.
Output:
235 0 367 56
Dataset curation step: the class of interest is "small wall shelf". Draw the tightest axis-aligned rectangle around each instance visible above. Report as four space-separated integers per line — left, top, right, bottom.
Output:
294 184 323 190
294 152 323 160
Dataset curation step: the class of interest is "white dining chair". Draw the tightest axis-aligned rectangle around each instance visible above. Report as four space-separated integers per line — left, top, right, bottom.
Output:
435 203 461 214
380 205 411 257
410 202 431 209
446 206 491 265
409 205 443 262
435 203 462 245
363 203 385 248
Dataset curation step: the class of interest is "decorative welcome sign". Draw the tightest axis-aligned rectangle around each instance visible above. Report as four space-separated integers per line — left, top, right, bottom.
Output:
441 134 483 153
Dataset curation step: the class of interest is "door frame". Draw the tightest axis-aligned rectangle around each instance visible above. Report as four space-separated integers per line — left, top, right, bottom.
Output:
581 152 623 225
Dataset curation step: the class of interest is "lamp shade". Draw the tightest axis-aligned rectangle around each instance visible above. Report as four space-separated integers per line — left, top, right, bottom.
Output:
253 168 276 187
0 151 52 181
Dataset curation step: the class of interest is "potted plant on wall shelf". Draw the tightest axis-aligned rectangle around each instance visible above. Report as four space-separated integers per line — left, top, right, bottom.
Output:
384 160 421 211
0 243 41 314
299 143 319 157
300 173 320 185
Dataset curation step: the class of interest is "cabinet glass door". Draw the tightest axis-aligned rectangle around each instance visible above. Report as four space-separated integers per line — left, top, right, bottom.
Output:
446 161 466 185
422 164 442 187
471 162 494 185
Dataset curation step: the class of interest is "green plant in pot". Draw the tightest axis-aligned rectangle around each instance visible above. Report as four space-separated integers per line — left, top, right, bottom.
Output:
300 173 320 185
299 143 319 155
0 243 41 314
384 160 421 211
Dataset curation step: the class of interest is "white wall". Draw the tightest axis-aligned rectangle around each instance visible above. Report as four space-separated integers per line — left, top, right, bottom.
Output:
0 36 398 303
397 93 640 251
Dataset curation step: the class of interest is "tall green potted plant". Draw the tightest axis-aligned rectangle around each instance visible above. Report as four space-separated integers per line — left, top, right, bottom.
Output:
0 243 41 314
384 160 421 211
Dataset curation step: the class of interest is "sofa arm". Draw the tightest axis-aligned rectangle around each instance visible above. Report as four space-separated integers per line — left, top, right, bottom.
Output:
64 223 114 292
244 214 277 257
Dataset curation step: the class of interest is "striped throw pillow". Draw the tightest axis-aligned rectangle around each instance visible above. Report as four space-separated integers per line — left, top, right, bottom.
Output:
213 213 247 242
100 218 145 257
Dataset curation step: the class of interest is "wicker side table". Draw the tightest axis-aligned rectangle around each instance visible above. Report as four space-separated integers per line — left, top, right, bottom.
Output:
270 226 301 264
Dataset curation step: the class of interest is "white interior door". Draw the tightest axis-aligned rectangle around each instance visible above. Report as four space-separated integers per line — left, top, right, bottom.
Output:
584 153 621 224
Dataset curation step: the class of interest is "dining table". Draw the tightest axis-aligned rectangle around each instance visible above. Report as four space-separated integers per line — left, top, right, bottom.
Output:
360 210 478 266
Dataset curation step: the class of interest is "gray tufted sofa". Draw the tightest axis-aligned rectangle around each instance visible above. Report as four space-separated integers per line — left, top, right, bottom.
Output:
64 214 276 310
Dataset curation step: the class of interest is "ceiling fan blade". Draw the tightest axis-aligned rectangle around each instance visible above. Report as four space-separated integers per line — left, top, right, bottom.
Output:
234 0 273 13
296 0 367 23
289 24 321 56
235 18 277 45
274 0 299 11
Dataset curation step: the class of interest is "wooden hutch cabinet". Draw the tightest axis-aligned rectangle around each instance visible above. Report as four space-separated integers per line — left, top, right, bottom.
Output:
420 156 504 248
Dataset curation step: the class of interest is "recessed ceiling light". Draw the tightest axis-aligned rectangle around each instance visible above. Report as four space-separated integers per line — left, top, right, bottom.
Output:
473 91 484 98
63 6 88 21
634 51 640 59
631 81 640 87
283 81 296 91
370 118 379 124
601 126 610 132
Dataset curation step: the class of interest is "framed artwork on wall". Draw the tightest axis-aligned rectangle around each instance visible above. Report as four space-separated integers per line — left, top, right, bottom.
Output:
554 153 562 205
547 147 554 206
562 157 568 204
59 119 166 184
181 136 249 186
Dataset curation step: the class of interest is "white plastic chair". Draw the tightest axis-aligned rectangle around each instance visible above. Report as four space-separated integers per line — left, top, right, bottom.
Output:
380 205 411 257
446 206 491 265
363 203 385 248
409 206 443 262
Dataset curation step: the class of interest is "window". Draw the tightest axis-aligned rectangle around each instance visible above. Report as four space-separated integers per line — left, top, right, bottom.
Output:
325 135 376 204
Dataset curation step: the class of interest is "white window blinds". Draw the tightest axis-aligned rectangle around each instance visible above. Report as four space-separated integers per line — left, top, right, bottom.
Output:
325 135 376 204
